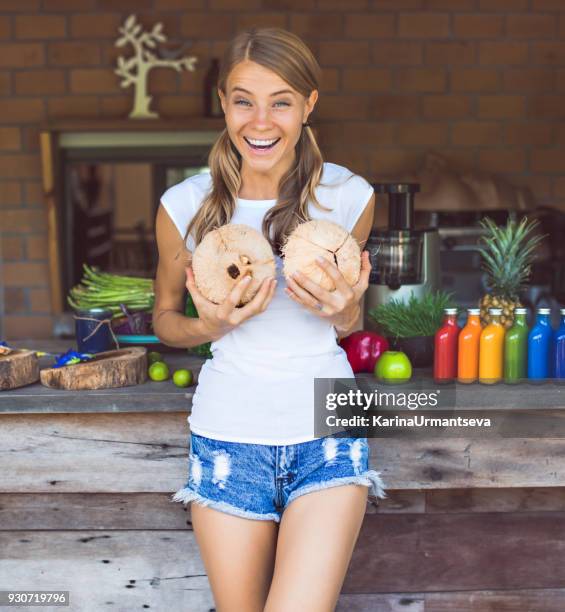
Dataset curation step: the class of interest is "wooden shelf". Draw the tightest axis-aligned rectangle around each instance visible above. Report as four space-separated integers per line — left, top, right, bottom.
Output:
39 117 226 133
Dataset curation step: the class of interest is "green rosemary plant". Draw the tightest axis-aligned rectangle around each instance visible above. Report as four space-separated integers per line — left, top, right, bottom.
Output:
367 290 455 338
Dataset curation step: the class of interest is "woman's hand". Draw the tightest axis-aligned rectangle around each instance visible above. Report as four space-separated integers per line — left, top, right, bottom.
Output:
185 267 277 341
284 250 372 333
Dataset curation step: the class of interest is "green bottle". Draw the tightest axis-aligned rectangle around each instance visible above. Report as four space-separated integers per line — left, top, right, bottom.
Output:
504 307 528 383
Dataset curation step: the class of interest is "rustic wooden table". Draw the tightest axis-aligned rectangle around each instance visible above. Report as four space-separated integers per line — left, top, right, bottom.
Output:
2 339 565 611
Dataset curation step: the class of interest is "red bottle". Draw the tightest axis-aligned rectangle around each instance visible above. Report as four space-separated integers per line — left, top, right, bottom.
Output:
434 308 459 382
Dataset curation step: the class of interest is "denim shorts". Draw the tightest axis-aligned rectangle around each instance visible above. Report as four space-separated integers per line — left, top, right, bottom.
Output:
171 432 387 523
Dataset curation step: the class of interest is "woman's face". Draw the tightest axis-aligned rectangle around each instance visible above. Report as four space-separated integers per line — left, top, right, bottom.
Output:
219 60 318 176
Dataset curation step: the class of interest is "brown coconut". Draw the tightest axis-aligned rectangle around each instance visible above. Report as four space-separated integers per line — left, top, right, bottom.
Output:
282 219 361 291
192 224 276 305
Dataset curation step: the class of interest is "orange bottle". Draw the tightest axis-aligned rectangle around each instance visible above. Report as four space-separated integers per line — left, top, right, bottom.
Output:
479 307 506 384
458 308 482 383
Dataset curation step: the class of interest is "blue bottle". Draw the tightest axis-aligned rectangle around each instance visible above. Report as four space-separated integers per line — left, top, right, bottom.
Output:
527 307 554 380
555 308 565 379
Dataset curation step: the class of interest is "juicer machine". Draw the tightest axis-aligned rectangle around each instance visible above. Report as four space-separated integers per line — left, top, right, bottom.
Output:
363 183 441 332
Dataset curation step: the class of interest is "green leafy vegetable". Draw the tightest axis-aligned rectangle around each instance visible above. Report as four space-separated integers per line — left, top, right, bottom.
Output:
368 290 455 338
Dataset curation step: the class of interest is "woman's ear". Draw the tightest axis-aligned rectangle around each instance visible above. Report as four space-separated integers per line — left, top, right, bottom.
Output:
218 88 226 114
304 89 318 122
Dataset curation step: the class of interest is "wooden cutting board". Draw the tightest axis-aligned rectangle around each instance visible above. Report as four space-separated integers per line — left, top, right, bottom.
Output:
0 349 40 391
40 347 147 390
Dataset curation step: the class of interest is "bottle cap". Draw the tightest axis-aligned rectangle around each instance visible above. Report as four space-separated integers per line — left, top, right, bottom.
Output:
488 308 502 315
467 308 480 315
514 307 527 315
444 308 458 315
537 307 551 315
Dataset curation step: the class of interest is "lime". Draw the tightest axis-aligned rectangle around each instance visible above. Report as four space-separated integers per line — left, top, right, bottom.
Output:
173 368 194 388
148 361 170 382
147 351 163 365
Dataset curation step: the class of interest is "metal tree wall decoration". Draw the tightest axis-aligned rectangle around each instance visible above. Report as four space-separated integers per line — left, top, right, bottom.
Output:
114 14 198 119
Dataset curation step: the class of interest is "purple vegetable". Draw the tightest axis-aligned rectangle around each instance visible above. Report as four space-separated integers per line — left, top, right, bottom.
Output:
112 307 152 335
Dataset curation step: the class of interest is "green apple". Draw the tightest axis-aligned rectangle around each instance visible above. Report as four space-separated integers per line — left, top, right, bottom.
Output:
374 351 412 383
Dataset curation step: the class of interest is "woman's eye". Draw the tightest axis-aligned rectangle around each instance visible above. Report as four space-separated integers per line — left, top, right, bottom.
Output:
234 100 290 108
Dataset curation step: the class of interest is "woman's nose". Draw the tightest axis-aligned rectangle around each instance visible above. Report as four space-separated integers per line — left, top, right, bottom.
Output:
251 106 273 126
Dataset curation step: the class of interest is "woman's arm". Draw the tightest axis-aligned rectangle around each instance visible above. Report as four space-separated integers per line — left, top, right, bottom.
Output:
334 192 375 338
285 192 376 337
153 204 278 348
152 204 216 348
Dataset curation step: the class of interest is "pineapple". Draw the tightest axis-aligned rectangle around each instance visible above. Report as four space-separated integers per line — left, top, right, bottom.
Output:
478 216 544 329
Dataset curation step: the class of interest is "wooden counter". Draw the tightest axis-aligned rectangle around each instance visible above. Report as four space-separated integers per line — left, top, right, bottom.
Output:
2 339 565 611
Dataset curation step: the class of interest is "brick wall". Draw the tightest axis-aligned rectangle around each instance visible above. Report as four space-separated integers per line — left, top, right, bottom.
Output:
1 0 565 338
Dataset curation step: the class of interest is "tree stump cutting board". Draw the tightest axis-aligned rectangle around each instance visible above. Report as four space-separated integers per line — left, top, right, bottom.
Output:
40 347 147 390
0 349 40 390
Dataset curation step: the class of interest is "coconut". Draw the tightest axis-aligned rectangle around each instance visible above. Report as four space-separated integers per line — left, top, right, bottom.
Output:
192 224 276 305
282 219 361 291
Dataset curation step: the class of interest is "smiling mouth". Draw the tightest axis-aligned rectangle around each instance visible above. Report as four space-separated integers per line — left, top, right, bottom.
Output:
243 137 281 151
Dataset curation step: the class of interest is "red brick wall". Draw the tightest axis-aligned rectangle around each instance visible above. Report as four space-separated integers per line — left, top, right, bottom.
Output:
1 0 565 338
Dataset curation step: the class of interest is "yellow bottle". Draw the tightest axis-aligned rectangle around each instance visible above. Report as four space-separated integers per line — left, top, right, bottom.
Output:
479 307 506 384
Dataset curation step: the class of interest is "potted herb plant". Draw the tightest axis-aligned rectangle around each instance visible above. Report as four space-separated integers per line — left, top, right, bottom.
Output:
367 291 454 367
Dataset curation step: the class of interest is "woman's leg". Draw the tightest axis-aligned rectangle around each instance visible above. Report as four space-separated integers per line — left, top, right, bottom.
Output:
263 485 368 612
191 503 279 612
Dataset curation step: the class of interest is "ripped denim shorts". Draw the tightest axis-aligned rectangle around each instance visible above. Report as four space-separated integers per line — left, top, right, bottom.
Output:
171 432 387 523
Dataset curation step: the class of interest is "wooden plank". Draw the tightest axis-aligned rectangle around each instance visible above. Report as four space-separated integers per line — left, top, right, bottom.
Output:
0 491 427 530
0 351 201 413
0 413 189 493
355 371 565 410
367 491 425 514
0 530 213 612
426 488 565 513
41 118 225 132
337 593 424 611
4 528 565 611
338 590 565 612
375 438 565 489
3 490 564 530
0 388 191 413
40 130 63 316
3 413 565 492
344 513 565 593
424 589 565 612
0 494 193 531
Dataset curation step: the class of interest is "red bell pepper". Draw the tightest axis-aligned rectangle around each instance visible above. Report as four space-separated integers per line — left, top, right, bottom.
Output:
339 331 389 373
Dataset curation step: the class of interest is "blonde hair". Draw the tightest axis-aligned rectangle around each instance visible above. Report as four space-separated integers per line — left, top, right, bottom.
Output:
177 27 330 259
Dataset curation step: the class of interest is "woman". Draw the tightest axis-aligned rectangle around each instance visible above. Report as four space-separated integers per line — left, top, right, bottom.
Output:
153 28 386 612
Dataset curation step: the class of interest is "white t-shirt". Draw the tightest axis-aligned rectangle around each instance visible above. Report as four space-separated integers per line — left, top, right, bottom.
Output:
160 162 374 444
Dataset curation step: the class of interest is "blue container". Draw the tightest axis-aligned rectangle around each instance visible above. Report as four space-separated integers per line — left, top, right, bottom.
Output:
527 308 554 380
555 308 565 379
74 308 114 354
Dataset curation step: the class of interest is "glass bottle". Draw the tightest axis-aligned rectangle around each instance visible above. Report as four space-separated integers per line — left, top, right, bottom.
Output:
457 308 481 384
479 308 505 384
434 308 459 382
553 308 565 379
527 307 554 380
504 307 528 383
